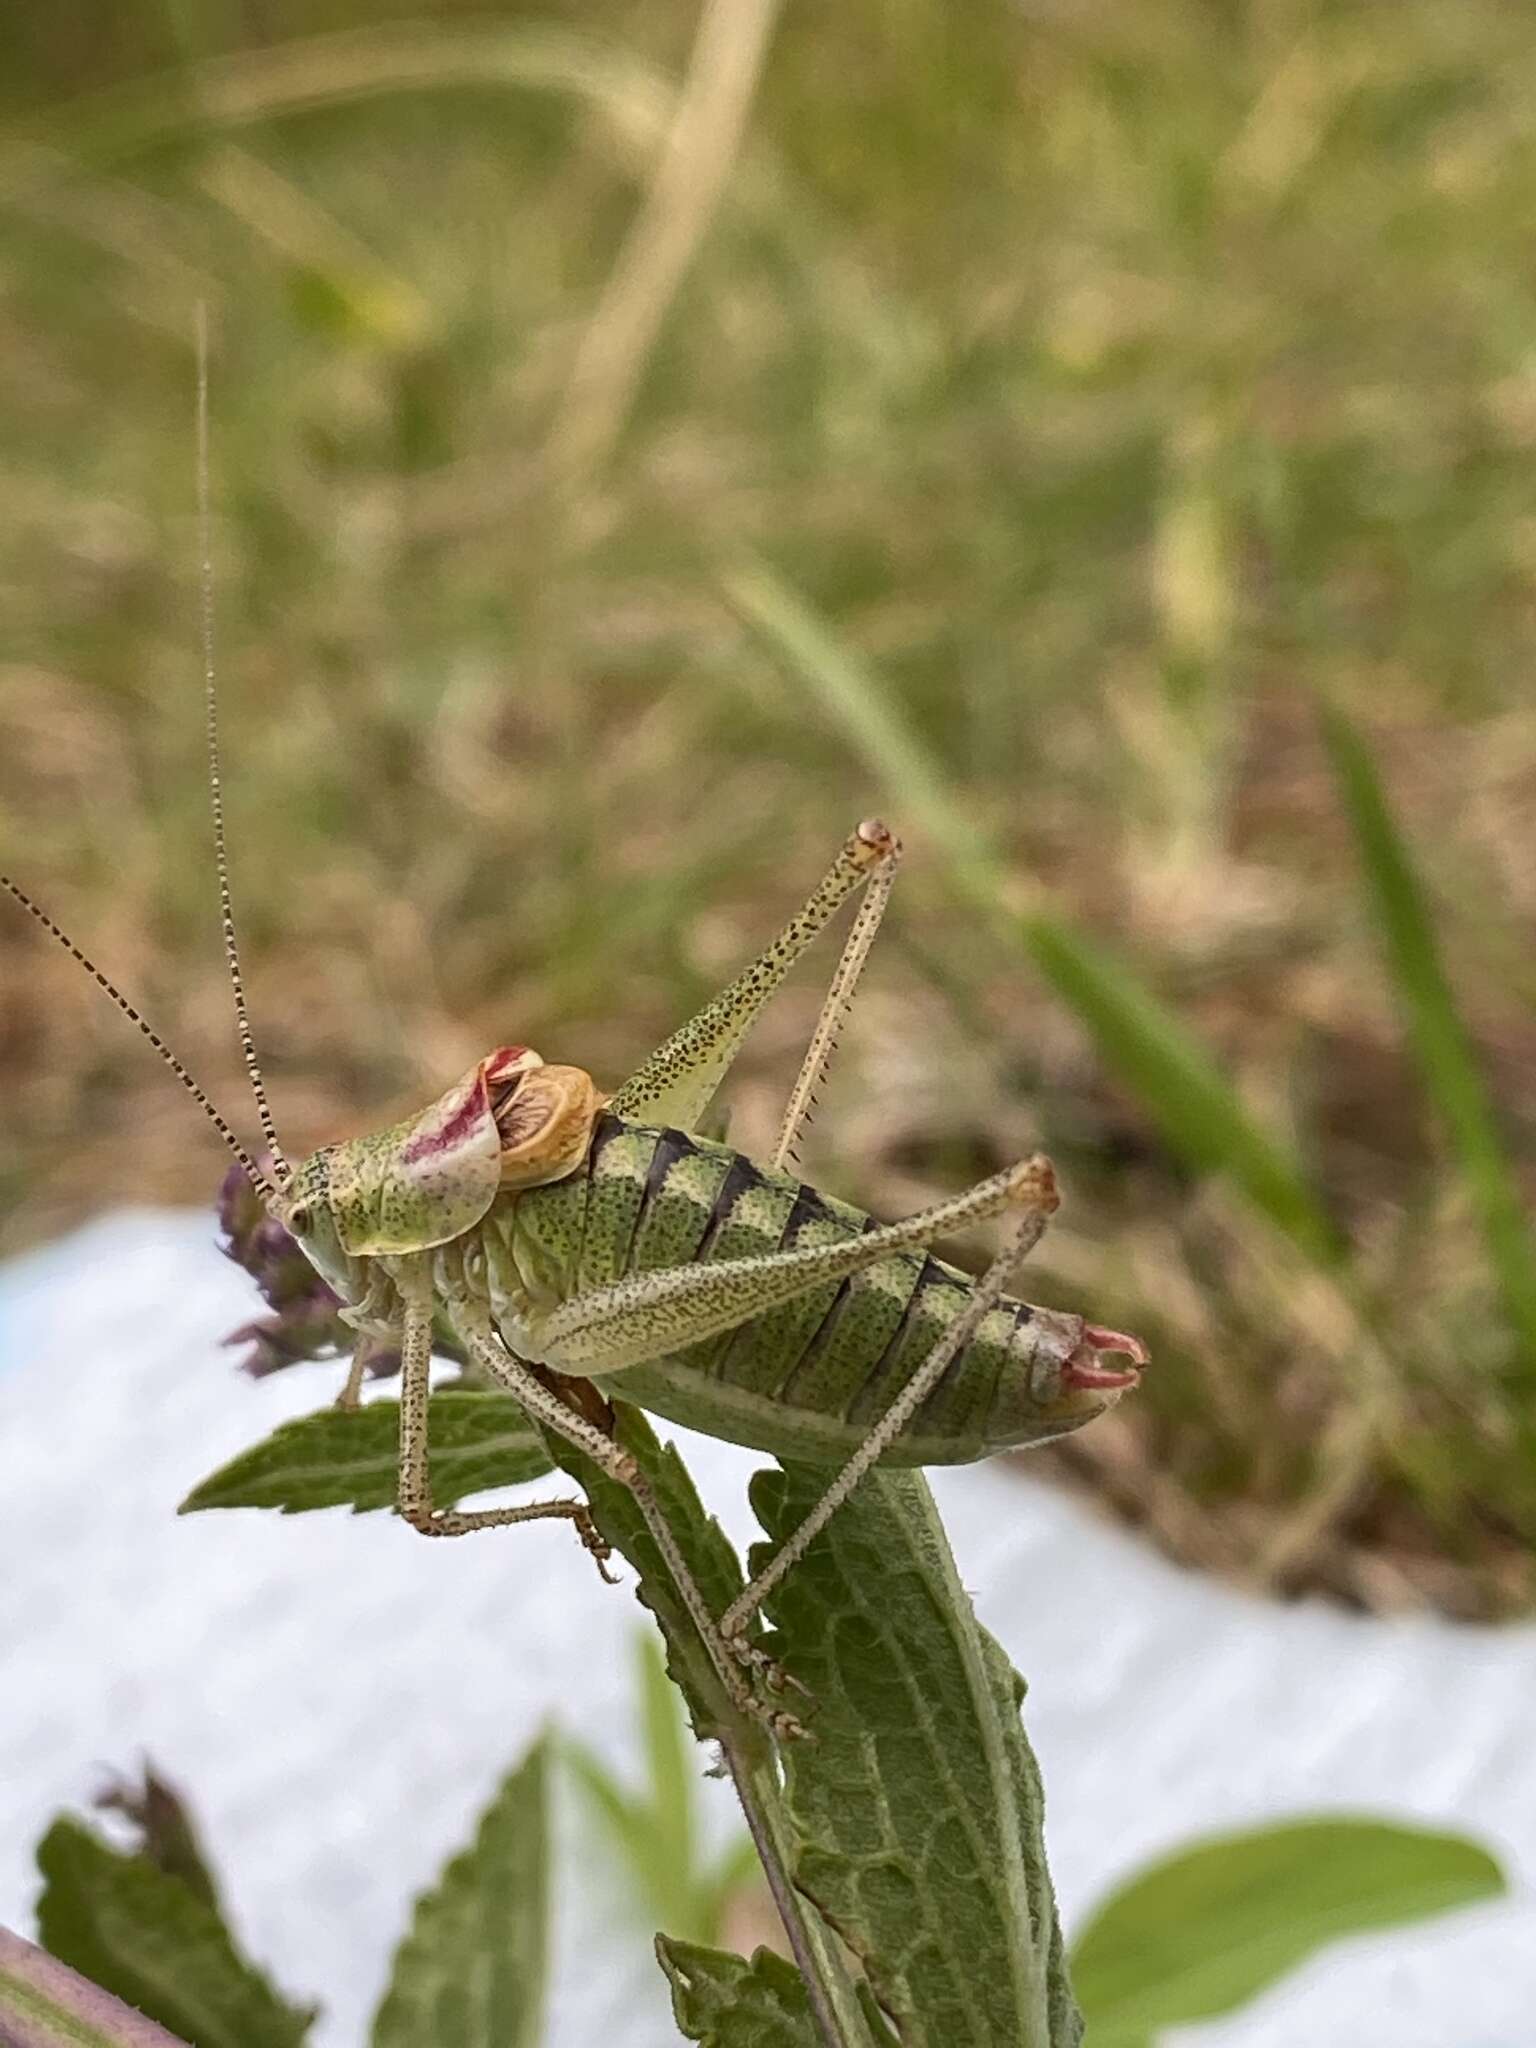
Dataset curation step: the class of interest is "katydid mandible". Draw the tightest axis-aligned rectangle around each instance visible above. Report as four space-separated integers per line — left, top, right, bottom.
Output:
1 360 1146 1740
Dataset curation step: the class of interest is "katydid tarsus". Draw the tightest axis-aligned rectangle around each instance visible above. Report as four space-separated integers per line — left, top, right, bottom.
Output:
1 349 1147 1740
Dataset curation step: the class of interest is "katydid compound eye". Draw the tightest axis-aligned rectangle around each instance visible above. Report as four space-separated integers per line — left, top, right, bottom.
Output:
288 1205 312 1236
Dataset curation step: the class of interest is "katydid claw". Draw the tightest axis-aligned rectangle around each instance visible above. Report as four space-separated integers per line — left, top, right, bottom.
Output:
572 1511 620 1584
726 1632 815 1703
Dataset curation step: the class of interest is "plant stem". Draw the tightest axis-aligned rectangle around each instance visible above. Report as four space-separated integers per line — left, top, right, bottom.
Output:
715 1731 869 2048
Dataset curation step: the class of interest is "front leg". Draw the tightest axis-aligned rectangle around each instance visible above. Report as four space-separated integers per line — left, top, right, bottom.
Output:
388 1259 615 1578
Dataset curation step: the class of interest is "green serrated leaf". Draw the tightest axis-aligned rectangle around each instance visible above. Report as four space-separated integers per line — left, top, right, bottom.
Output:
546 1410 871 2039
1070 1815 1506 2048
656 1937 816 2048
371 1737 550 2048
751 1465 1070 2048
35 1821 311 2048
976 1637 1081 2048
0 1924 196 2048
178 1393 552 1515
545 1404 749 1746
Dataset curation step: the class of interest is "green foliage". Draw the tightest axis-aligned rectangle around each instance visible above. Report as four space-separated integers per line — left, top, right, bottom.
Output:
371 1739 550 2048
1069 1815 1507 2048
178 1393 552 1515
539 1408 878 2042
0 1924 195 2048
1320 697 1536 1377
35 1820 312 2048
4 0 1536 1613
544 1405 754 1748
93 1766 224 1915
752 1465 1075 2048
566 1636 760 1947
730 560 1342 1271
25 1459 1513 2048
657 1939 816 2048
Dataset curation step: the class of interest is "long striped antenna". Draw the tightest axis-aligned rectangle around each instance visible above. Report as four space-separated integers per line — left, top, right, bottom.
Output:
196 303 290 1186
0 874 281 1203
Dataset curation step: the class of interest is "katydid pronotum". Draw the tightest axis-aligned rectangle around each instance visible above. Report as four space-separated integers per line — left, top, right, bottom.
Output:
2 363 1146 1742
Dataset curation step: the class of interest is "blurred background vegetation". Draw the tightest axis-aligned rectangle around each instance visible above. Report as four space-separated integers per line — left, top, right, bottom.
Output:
2 0 1533 1617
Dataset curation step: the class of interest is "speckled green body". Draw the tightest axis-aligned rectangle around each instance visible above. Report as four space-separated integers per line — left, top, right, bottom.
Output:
463 1113 1089 1465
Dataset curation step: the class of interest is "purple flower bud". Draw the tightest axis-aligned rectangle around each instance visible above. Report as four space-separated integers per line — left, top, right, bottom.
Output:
216 1160 348 1377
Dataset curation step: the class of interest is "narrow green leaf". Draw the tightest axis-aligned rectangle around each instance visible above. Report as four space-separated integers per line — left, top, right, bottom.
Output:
371 1737 550 2048
562 1739 655 1887
1321 698 1536 1368
35 1822 311 2048
723 563 987 867
1070 1816 1506 2048
751 1465 1073 2048
656 1938 816 2048
728 559 1340 1267
0 1925 195 2048
638 1631 700 1926
5 25 668 181
1021 914 1342 1267
178 1392 552 1515
566 1636 719 1942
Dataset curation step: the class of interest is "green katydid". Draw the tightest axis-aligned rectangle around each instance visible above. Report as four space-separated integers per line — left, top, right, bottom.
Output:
1 347 1146 1739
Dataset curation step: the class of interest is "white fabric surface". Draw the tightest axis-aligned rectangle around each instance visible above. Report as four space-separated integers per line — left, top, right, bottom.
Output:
1 1211 1530 2046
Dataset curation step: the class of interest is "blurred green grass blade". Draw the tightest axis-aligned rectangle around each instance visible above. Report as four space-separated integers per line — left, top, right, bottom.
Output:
638 1632 700 1931
1022 914 1343 1265
565 1638 724 1944
1320 699 1536 1370
0 24 668 186
723 562 989 871
728 558 1341 1267
1069 1816 1506 2048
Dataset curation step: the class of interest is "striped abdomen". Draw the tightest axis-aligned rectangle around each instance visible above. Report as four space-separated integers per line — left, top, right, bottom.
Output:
484 1114 1093 1467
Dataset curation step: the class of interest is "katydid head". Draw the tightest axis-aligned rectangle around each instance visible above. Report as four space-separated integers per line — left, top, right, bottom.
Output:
276 1046 605 1278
